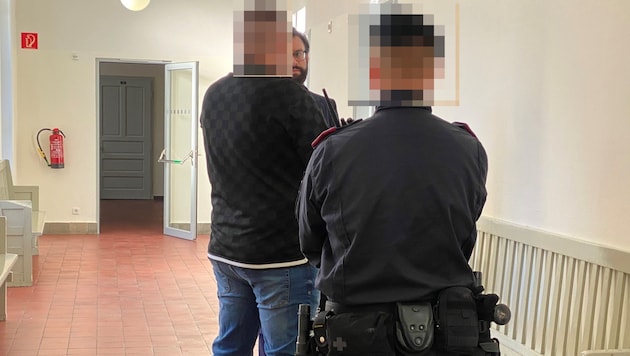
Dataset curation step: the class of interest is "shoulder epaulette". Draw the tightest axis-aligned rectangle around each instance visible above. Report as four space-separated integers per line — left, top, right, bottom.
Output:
311 127 337 148
311 119 364 148
452 121 477 138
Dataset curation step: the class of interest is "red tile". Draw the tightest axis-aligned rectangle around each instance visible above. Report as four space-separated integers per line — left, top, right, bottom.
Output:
68 336 97 349
38 336 70 350
2 200 224 355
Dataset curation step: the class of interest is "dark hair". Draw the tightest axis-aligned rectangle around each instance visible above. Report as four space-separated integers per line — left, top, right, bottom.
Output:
292 27 310 53
370 14 445 57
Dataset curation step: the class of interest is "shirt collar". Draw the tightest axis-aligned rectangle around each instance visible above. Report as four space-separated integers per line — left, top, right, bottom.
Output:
375 106 432 113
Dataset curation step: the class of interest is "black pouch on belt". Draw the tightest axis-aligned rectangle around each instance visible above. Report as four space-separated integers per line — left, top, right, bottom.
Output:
325 311 395 355
435 286 479 353
395 302 434 354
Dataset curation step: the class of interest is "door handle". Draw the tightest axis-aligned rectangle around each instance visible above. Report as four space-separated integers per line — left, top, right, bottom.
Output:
158 149 194 165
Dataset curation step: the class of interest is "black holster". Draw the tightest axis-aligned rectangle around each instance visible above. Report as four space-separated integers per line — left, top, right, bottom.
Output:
395 302 434 354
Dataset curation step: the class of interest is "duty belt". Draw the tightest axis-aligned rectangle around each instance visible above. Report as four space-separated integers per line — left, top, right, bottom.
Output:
324 300 397 314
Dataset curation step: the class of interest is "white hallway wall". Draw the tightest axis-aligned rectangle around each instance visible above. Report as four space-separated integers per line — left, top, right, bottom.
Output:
4 0 630 252
306 0 630 250
9 0 235 226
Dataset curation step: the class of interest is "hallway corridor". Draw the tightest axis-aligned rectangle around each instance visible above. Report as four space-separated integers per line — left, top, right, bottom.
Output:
0 199 218 355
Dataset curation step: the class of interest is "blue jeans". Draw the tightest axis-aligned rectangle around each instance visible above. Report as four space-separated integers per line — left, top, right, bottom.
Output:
210 260 319 356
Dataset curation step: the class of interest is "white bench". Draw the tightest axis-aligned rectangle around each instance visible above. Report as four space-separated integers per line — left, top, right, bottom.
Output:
0 216 18 320
0 159 43 287
0 200 34 286
0 159 45 255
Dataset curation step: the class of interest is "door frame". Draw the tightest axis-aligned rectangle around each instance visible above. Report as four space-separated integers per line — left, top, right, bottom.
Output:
95 58 170 234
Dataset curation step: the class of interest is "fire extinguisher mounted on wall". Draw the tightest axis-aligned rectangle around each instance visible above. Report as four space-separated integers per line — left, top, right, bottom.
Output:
37 128 66 168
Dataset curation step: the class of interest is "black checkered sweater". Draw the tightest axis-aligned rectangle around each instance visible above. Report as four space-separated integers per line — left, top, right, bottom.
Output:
200 73 328 267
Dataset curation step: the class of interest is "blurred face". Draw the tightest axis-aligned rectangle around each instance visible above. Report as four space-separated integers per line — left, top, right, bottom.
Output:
369 45 443 91
292 35 309 84
233 10 292 77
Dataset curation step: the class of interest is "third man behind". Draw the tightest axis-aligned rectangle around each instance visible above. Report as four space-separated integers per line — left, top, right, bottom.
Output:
292 28 339 128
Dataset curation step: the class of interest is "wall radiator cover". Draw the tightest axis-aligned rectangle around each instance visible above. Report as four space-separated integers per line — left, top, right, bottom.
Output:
471 217 630 356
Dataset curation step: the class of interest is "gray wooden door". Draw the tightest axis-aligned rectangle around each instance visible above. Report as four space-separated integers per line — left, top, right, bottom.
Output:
100 76 152 199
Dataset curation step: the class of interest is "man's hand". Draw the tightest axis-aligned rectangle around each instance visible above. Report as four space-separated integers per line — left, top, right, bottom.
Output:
339 118 354 126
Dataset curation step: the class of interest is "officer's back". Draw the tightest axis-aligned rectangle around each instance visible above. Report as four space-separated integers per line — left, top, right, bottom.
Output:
299 106 487 305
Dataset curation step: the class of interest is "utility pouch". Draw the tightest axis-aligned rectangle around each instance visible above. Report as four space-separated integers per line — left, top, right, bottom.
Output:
435 287 479 353
395 302 434 354
325 311 395 355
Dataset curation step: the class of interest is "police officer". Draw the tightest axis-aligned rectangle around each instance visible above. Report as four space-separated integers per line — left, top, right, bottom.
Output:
295 9 489 356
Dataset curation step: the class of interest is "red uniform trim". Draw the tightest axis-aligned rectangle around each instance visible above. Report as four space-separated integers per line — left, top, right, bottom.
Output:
311 127 337 148
452 121 477 138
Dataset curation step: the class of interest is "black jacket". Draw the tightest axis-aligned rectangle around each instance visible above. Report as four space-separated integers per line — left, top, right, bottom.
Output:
297 106 488 304
201 73 328 266
310 92 338 128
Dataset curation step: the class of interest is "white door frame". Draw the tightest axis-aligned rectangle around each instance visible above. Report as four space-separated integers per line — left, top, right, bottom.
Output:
95 58 197 236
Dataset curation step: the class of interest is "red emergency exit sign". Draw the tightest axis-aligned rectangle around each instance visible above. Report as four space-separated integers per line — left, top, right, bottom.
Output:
21 32 38 49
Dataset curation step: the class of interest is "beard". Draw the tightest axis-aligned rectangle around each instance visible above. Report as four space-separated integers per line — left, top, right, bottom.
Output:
292 67 308 85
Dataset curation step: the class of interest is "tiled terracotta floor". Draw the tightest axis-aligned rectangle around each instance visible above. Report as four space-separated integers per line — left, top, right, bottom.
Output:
0 199 219 355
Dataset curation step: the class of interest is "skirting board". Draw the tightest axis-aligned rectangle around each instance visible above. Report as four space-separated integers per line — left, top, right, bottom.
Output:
494 332 544 356
581 351 630 356
43 223 98 234
42 223 210 235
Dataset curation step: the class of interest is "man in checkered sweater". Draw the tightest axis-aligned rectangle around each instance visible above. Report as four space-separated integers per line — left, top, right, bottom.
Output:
199 2 328 355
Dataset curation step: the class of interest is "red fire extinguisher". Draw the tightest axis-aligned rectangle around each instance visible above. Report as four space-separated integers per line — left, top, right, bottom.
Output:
37 128 66 168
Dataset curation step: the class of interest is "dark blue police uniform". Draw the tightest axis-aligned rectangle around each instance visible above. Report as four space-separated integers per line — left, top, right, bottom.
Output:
296 106 489 355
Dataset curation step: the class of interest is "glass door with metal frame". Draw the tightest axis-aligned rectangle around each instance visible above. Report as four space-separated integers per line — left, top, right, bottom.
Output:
161 62 199 240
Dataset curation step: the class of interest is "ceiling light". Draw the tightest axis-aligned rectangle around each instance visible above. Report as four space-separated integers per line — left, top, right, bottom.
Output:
120 0 151 11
